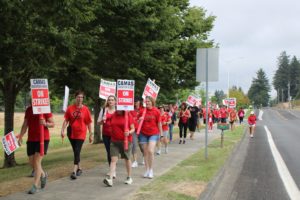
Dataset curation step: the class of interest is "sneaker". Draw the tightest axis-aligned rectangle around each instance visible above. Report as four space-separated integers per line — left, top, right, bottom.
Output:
40 175 47 189
143 170 149 178
70 172 77 180
156 149 161 155
28 184 37 194
179 140 182 144
140 157 145 165
148 169 154 179
183 140 186 144
131 161 138 168
76 169 83 176
106 171 116 179
124 177 133 185
250 134 254 138
103 177 113 187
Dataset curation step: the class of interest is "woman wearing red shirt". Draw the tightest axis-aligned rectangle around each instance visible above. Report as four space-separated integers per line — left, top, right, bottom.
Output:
97 95 116 168
18 105 54 194
159 105 171 153
238 107 245 124
248 111 257 138
103 110 135 186
139 96 163 179
178 102 191 144
61 90 93 180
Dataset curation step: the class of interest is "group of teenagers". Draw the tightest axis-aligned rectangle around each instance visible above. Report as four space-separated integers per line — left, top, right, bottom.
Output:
16 89 256 194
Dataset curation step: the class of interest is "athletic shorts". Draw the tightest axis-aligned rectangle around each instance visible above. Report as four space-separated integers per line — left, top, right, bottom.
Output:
249 124 256 127
110 141 132 160
27 140 49 156
139 133 159 144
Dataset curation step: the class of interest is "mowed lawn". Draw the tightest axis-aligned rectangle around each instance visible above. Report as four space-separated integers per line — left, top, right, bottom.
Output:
0 112 105 196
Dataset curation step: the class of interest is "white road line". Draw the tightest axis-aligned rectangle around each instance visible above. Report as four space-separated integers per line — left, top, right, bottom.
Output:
264 126 300 200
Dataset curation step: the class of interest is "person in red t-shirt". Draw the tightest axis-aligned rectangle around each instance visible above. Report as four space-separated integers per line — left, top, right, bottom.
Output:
220 106 228 123
97 95 116 168
61 90 92 180
238 107 245 124
178 102 191 144
159 105 171 153
103 110 135 186
248 111 257 138
138 96 163 179
18 105 54 194
130 97 144 168
229 109 237 131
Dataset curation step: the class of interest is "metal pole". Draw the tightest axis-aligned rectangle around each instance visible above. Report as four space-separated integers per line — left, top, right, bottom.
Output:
205 48 209 159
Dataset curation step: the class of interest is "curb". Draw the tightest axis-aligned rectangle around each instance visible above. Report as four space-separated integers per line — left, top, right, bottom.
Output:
198 126 249 200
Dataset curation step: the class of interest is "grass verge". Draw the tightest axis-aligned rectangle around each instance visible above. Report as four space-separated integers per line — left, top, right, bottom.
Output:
132 124 245 200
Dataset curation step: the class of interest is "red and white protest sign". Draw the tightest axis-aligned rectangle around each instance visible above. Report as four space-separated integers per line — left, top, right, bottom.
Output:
223 98 237 108
116 80 135 111
31 79 51 114
1 131 19 155
142 78 160 100
186 95 202 107
99 79 116 100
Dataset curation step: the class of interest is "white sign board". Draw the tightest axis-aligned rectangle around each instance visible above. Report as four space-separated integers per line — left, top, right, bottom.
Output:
142 78 160 100
62 85 69 112
30 79 51 114
1 131 19 155
99 79 116 100
116 80 135 111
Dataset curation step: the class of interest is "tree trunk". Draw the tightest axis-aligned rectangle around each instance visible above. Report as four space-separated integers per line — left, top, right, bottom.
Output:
93 98 102 144
3 83 18 168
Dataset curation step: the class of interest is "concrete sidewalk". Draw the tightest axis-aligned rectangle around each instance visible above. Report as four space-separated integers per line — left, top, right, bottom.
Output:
1 130 220 200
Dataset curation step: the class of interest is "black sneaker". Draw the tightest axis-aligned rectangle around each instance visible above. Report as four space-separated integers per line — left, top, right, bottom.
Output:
28 184 37 194
76 169 82 176
40 175 47 189
183 140 186 144
179 140 182 144
70 172 77 180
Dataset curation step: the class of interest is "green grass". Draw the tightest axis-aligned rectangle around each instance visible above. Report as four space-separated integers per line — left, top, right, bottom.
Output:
132 125 246 200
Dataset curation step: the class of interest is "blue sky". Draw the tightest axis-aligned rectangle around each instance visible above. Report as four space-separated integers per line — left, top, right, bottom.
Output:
190 0 300 98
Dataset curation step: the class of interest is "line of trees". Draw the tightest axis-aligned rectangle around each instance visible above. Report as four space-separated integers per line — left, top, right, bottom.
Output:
273 51 300 102
0 1 216 167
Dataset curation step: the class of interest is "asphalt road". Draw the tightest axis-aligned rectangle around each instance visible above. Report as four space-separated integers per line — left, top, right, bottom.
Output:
202 108 300 200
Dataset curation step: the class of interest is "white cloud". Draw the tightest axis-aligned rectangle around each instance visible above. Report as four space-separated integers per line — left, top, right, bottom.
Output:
190 0 300 98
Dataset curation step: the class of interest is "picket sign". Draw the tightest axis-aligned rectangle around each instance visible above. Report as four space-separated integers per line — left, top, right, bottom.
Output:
31 79 51 156
99 79 116 100
1 131 19 156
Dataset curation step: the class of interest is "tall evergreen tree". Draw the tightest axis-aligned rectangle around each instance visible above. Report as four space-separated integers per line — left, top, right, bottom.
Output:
248 68 270 107
289 56 300 99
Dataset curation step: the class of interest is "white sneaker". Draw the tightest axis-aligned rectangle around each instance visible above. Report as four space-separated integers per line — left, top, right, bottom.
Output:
148 169 154 179
124 177 133 185
250 134 254 138
143 170 149 178
103 177 113 187
131 161 138 168
156 149 161 155
140 157 145 165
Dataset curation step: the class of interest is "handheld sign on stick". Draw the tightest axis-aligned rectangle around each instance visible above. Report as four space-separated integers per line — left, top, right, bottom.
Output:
116 79 135 150
31 79 51 156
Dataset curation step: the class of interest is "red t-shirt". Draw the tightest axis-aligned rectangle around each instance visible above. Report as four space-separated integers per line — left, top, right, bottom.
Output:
220 108 227 118
141 107 161 136
25 106 52 142
161 112 170 131
248 115 256 125
238 110 245 117
110 112 133 142
64 104 92 140
130 107 143 130
229 110 237 121
179 110 189 123
102 112 114 137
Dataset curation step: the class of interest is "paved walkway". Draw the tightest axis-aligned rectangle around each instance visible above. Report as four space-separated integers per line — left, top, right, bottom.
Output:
1 129 220 200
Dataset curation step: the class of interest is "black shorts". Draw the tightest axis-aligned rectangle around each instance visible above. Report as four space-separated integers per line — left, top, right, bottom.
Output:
27 140 49 156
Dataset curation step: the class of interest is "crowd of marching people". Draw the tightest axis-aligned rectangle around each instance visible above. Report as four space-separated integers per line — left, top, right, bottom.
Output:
17 89 256 194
